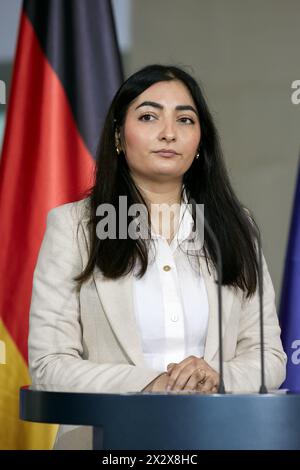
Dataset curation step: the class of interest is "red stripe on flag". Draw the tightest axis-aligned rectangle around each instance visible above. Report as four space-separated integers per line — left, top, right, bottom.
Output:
0 12 95 363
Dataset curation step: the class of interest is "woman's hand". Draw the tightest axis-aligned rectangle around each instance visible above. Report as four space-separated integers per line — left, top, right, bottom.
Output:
142 372 169 392
166 355 220 393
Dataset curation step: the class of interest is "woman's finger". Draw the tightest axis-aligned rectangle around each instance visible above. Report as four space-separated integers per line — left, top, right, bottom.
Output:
166 363 177 373
166 356 205 390
184 368 207 391
198 376 218 394
166 362 201 391
197 378 214 393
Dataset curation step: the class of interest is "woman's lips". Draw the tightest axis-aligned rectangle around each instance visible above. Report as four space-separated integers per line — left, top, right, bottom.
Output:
154 151 178 157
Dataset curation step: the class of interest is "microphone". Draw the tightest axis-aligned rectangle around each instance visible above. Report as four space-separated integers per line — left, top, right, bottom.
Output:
190 198 225 394
252 220 268 394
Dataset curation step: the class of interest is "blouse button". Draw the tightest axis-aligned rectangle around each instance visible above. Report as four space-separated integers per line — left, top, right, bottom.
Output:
163 265 171 272
171 314 178 322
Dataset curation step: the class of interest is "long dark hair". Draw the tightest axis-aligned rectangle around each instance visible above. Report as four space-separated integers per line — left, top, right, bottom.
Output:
75 64 259 299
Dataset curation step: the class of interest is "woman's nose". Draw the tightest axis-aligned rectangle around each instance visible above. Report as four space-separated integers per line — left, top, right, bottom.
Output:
158 119 176 141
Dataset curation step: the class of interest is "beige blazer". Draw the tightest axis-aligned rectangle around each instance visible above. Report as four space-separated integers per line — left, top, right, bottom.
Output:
28 198 286 449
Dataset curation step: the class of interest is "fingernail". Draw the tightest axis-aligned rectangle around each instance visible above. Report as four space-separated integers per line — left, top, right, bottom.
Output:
166 385 171 391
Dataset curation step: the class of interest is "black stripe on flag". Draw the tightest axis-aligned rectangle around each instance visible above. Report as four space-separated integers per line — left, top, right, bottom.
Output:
23 0 124 158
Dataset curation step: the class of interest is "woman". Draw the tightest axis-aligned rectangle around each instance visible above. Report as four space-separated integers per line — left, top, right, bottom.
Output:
28 64 286 449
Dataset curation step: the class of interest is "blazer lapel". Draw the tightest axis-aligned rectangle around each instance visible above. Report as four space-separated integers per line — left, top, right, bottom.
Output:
93 271 147 367
80 217 146 367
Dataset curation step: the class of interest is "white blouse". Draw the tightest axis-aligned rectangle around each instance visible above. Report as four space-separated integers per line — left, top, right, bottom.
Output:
132 191 209 373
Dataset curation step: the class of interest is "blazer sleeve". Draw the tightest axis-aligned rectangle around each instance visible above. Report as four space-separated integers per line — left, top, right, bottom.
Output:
28 204 162 393
209 250 287 392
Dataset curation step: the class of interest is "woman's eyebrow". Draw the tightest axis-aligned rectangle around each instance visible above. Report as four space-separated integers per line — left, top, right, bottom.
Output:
135 100 198 116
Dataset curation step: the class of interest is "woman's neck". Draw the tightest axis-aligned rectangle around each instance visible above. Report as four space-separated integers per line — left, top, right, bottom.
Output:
135 181 183 207
134 180 183 244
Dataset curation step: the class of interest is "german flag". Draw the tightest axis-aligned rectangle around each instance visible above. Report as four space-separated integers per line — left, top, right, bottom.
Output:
0 0 123 449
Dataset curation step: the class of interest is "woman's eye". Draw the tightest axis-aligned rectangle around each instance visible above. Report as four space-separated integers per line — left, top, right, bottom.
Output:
138 114 195 124
139 114 155 121
179 117 195 124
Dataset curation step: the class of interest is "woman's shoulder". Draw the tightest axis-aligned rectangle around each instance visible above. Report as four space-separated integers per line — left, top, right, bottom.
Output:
47 196 91 225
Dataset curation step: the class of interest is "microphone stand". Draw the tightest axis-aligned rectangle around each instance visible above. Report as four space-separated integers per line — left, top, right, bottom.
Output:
192 199 225 394
256 226 268 394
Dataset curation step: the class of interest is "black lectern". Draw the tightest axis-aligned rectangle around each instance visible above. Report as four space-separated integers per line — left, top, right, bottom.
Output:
20 386 300 449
